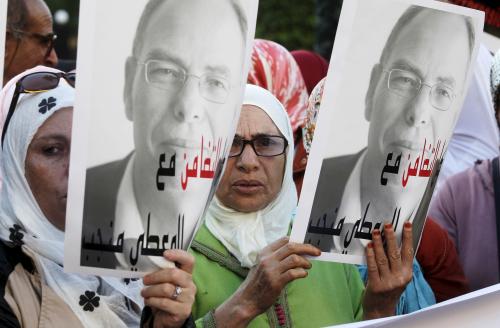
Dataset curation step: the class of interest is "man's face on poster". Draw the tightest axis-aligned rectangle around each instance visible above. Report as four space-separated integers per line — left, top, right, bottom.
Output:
125 0 244 191
364 11 470 190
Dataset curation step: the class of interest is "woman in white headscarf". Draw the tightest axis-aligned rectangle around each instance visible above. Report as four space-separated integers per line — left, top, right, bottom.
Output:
189 84 414 327
0 66 196 328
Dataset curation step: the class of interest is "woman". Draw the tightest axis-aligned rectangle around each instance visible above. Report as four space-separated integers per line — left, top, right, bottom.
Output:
189 84 413 327
428 50 500 291
0 67 195 328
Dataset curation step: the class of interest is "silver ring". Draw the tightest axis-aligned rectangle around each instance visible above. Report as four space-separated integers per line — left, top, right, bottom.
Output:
172 285 182 300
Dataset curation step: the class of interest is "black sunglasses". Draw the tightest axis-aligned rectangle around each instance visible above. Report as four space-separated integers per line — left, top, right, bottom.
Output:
1 71 76 147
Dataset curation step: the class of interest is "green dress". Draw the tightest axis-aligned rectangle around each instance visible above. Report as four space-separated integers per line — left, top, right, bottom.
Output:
189 224 364 327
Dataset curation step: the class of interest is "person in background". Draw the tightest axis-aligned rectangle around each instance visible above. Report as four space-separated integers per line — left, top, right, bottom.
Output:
491 49 500 128
3 0 58 85
428 49 500 292
304 78 469 304
290 50 329 95
290 49 329 195
189 84 414 326
247 39 310 194
431 44 500 191
1 0 59 193
247 39 309 141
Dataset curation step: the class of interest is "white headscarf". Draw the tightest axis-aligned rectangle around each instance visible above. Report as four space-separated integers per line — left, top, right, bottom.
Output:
0 66 142 327
205 84 298 267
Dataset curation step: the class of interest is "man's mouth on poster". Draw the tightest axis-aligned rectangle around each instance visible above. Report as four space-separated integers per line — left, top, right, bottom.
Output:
154 135 224 191
380 137 446 188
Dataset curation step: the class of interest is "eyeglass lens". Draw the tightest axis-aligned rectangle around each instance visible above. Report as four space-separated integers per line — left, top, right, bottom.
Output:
387 69 453 110
145 60 229 104
44 35 56 59
230 136 287 157
21 72 61 91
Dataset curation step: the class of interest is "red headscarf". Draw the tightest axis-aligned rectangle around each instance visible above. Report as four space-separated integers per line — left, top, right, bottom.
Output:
247 39 309 134
291 50 329 95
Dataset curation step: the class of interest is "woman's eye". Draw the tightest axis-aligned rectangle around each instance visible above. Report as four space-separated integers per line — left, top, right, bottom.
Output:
42 145 63 156
256 137 274 147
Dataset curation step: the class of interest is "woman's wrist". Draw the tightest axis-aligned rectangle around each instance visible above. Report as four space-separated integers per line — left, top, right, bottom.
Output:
213 293 259 328
362 290 397 320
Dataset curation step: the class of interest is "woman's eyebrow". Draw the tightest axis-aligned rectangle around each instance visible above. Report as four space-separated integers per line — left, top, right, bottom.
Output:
32 134 69 143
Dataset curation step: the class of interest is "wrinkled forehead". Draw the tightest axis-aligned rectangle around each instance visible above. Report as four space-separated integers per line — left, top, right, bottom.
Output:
26 0 53 29
142 0 245 47
237 105 281 136
137 0 245 81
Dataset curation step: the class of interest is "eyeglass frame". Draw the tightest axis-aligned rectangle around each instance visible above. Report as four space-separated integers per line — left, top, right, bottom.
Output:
1 71 76 147
8 29 57 59
229 135 288 158
135 58 233 104
382 68 456 111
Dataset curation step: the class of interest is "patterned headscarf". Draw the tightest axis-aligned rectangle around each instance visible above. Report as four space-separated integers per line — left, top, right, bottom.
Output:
0 66 142 327
247 39 309 134
491 49 500 115
303 78 326 154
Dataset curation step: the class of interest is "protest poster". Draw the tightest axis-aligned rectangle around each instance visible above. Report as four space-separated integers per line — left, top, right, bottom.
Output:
290 0 484 264
65 0 259 277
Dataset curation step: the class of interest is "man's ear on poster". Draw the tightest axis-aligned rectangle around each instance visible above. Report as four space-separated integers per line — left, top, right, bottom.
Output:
364 63 383 122
124 56 138 122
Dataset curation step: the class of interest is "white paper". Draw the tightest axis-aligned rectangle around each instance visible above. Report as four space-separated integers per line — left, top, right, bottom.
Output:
290 0 484 264
65 0 259 278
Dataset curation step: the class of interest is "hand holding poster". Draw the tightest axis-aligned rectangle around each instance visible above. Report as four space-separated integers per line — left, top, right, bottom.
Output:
65 0 258 277
290 0 484 264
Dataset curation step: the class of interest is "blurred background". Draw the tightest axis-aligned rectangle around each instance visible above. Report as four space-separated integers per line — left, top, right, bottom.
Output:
45 0 79 61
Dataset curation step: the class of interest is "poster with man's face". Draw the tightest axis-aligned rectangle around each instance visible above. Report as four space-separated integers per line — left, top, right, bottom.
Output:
290 0 483 265
65 0 259 277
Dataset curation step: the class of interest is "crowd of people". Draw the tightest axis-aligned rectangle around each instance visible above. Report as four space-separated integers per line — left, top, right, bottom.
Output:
1 0 500 327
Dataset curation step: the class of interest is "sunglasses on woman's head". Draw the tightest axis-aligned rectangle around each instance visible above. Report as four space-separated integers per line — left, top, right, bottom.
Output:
1 71 76 147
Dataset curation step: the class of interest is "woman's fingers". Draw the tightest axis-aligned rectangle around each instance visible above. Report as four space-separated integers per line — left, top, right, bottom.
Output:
279 253 312 273
274 242 321 261
365 241 380 282
163 249 195 274
383 223 403 273
144 296 188 316
371 229 391 279
141 282 195 302
280 267 309 284
401 221 414 266
261 236 290 254
143 267 192 288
